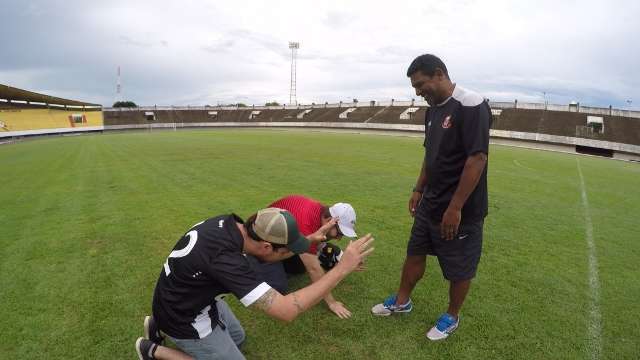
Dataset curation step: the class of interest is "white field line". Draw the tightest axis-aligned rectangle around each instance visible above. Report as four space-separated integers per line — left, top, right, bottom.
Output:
577 159 602 360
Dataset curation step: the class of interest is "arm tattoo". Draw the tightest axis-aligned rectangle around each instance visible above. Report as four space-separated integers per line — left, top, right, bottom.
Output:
291 291 304 313
253 288 277 311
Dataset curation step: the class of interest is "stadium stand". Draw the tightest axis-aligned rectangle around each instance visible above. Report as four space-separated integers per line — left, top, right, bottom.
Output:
3 82 637 160
0 84 102 136
495 108 640 146
102 104 640 146
99 101 640 161
251 109 300 122
297 109 312 119
338 108 357 119
288 107 344 122
102 106 429 126
363 106 422 125
338 107 384 123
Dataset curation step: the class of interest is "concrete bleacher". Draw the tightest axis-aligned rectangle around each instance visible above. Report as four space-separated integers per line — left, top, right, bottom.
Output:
102 106 429 126
103 109 146 125
83 100 640 159
338 107 383 123
297 109 312 119
3 78 637 158
604 116 640 146
243 109 298 122
286 107 346 122
0 107 102 132
495 108 640 146
364 106 423 125
102 105 640 147
0 83 103 137
103 108 252 124
98 103 640 161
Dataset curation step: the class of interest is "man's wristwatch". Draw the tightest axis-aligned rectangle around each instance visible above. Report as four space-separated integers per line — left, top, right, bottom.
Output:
412 187 423 193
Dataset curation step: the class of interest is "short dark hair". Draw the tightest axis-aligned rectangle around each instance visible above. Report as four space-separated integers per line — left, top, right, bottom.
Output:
406 54 449 79
244 213 288 250
321 206 331 219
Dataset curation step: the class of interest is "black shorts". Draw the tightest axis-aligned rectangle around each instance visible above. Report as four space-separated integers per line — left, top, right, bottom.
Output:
407 205 484 281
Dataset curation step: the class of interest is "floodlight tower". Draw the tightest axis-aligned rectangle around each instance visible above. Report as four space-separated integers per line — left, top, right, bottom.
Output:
288 42 299 105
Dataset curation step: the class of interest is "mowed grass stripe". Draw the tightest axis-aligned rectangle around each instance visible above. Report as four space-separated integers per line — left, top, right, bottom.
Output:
1 137 106 359
0 130 638 359
577 159 602 360
476 146 591 358
571 155 640 358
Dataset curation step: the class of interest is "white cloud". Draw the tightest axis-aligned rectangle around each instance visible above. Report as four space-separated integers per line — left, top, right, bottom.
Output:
0 0 638 108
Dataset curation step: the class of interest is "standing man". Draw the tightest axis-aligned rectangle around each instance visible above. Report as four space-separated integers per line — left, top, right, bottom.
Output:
249 195 358 319
136 208 374 360
371 54 491 341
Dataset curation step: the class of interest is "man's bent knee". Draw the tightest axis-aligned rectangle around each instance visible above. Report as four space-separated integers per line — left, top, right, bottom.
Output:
233 326 246 347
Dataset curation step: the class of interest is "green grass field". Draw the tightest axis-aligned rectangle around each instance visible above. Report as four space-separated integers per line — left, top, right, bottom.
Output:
1 129 638 359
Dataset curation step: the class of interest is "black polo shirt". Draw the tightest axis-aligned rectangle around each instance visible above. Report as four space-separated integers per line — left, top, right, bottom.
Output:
421 85 491 224
152 214 272 339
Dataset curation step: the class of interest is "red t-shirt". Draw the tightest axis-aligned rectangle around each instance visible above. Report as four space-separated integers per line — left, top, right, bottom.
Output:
269 195 324 254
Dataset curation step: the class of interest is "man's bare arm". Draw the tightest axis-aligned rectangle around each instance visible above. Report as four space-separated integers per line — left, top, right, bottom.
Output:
299 252 352 318
252 288 278 312
250 234 374 322
441 152 487 240
415 157 429 191
448 152 487 211
299 253 336 301
250 267 348 322
410 157 429 216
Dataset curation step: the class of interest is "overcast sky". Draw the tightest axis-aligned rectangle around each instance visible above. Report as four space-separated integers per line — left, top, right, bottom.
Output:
1 0 638 108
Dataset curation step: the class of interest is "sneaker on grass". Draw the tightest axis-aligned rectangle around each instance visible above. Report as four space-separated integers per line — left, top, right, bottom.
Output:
135 337 158 360
371 294 413 316
144 315 165 344
426 313 459 341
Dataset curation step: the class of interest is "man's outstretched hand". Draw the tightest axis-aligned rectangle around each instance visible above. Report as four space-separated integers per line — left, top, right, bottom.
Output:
328 301 352 319
308 217 338 243
339 234 375 273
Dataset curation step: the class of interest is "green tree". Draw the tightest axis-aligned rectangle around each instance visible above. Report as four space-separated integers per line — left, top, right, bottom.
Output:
265 101 280 106
112 101 138 108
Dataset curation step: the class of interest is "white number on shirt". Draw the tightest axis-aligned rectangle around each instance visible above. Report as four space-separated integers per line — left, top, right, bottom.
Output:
163 230 198 276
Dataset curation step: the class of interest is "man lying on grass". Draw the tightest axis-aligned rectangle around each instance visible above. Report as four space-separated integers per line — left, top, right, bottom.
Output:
135 208 374 360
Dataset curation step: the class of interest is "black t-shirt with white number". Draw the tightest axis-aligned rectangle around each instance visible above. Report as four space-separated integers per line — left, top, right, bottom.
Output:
152 214 272 339
421 85 492 223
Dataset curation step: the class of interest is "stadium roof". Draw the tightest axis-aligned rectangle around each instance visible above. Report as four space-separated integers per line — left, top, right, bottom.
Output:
0 83 101 108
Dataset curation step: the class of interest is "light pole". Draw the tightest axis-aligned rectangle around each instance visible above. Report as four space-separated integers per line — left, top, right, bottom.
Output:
288 42 299 106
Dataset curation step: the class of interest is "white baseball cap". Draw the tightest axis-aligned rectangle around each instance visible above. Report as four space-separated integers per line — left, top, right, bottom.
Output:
329 203 357 238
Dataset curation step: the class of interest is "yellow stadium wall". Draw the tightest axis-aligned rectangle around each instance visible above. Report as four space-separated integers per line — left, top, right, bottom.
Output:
0 108 103 132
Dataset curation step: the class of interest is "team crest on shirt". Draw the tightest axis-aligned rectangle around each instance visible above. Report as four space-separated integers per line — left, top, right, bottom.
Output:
442 115 452 129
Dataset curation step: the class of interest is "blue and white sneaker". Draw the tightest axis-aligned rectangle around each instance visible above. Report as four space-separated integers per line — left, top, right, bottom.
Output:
426 313 459 340
371 294 413 316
